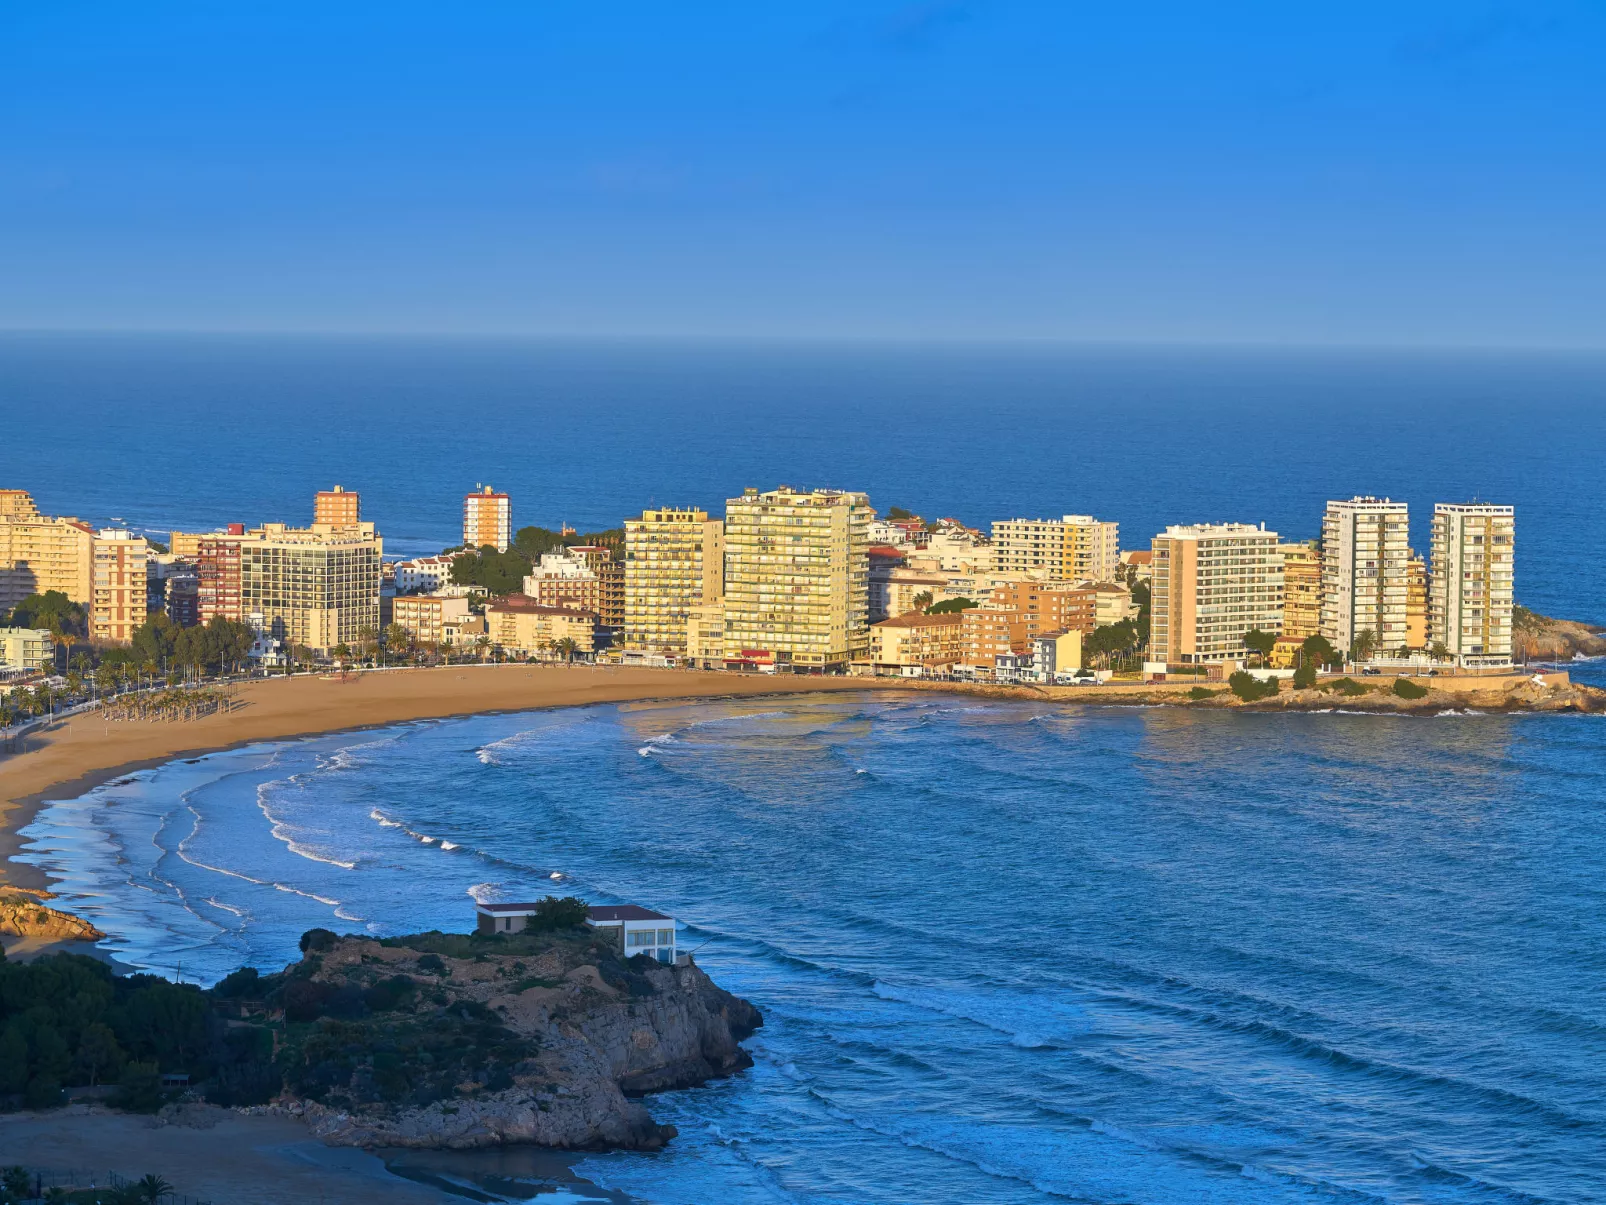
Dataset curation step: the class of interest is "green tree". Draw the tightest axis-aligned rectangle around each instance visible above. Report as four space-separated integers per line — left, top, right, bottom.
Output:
1394 677 1429 700
552 636 579 663
1429 641 1451 662
383 623 413 658
886 506 918 521
1350 628 1377 663
1242 628 1277 666
927 597 977 615
1300 634 1341 670
910 591 934 612
0 1026 27 1094
134 1173 174 1204
76 1021 123 1086
1228 671 1278 702
1292 660 1318 690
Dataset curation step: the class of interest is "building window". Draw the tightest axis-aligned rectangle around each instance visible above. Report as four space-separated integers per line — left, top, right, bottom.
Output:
627 930 655 948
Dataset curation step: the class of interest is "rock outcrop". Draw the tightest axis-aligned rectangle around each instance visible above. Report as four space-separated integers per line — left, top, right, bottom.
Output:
1513 608 1606 662
217 929 760 1151
0 889 105 942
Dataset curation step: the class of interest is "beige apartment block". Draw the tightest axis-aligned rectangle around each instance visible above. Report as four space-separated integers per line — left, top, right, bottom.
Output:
868 611 964 676
314 485 362 527
723 486 871 671
1150 523 1283 664
0 490 95 612
873 565 949 622
624 508 724 656
463 486 511 553
1429 503 1514 667
1091 583 1137 629
991 515 1119 582
1279 540 1321 642
568 545 626 629
392 594 472 647
232 522 383 653
686 600 727 668
1320 497 1410 657
91 529 149 644
484 595 596 657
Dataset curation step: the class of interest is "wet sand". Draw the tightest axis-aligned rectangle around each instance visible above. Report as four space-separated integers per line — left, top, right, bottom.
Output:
0 664 879 891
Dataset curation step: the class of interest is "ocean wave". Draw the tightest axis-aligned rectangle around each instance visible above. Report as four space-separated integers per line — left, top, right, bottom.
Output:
872 980 1093 1048
254 782 357 869
638 732 676 756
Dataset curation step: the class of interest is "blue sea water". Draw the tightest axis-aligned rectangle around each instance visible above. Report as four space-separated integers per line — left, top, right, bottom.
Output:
16 685 1606 1205
1 334 1604 618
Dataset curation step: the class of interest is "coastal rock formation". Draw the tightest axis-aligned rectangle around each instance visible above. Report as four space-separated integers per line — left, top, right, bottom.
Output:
218 929 760 1152
0 888 105 942
1513 607 1606 662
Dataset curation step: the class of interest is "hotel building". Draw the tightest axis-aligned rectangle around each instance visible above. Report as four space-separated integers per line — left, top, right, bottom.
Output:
484 595 596 657
723 486 871 672
393 594 472 648
1149 523 1283 665
1320 497 1410 657
623 508 724 657
1278 541 1321 642
991 515 1119 583
868 611 965 676
91 529 149 644
463 486 512 553
1429 503 1515 666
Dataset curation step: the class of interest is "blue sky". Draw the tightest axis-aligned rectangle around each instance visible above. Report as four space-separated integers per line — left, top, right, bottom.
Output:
2 2 1604 344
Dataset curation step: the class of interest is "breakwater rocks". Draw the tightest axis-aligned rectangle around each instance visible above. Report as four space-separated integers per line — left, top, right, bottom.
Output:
222 929 760 1152
0 888 106 942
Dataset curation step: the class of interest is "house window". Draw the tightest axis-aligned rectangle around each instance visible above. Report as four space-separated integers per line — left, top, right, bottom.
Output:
627 930 655 948
657 929 674 945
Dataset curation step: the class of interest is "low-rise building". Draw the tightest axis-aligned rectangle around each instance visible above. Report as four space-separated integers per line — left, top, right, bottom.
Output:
686 601 726 669
1030 629 1084 681
393 594 472 647
484 594 595 657
0 627 54 672
867 611 964 676
394 553 464 595
471 902 678 965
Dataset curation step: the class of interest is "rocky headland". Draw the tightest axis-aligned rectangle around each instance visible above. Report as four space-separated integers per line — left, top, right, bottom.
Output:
212 925 762 1151
1513 606 1606 662
0 887 105 942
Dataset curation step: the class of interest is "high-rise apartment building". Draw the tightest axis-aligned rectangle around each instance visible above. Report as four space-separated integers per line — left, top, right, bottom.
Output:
723 486 871 672
1429 504 1514 666
314 485 361 528
1278 541 1321 642
463 486 511 553
1320 497 1410 657
567 545 625 630
0 490 95 612
623 508 724 656
91 529 148 644
1149 523 1283 664
991 515 1119 582
1405 554 1427 650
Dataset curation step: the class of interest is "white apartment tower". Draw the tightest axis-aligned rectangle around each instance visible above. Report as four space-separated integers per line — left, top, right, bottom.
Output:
1319 497 1410 658
1429 503 1514 667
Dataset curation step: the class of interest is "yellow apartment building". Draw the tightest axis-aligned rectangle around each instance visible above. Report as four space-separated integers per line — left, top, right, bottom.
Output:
392 594 472 647
1278 540 1321 642
991 515 1119 582
624 508 725 657
0 490 95 612
722 487 870 672
234 522 384 653
1150 523 1283 664
685 601 727 669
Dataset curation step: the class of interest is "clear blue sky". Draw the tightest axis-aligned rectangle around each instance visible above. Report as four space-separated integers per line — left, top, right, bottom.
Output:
3 2 1604 344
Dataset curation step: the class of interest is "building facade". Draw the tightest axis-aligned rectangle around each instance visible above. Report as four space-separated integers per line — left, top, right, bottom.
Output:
991 515 1119 582
0 491 94 612
1278 540 1321 642
685 601 727 669
91 529 149 644
314 485 361 527
484 595 596 656
1149 524 1284 664
623 508 724 657
0 627 54 672
722 487 870 672
1320 497 1410 657
392 594 472 647
463 486 511 553
868 611 964 676
1405 553 1427 650
1429 503 1514 666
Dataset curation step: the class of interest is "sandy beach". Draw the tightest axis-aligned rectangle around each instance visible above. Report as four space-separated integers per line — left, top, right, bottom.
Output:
0 664 880 892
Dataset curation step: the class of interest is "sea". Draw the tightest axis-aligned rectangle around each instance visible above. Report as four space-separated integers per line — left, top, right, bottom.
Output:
4 336 1606 1204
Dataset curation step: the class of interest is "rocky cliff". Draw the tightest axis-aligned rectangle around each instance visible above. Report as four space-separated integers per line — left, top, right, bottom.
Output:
0 888 106 942
1513 607 1606 662
215 928 761 1151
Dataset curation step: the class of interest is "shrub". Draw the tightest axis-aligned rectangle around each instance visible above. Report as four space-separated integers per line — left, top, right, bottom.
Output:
1228 672 1279 702
363 975 417 1012
415 953 449 977
1187 686 1216 700
281 979 334 1023
1328 677 1370 697
214 966 263 998
1393 677 1429 700
1292 661 1318 690
531 896 591 931
300 928 338 953
24 1073 64 1110
114 1061 164 1113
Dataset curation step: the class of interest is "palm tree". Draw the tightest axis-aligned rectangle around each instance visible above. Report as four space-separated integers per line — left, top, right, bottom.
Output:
1350 628 1377 664
911 590 934 613
553 636 579 663
135 1172 173 1203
